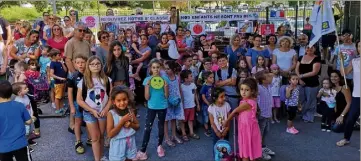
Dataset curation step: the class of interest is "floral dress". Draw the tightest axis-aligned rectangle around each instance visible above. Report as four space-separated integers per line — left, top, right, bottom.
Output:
165 75 185 121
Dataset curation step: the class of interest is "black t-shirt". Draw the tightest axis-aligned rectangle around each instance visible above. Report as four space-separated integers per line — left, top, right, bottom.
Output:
67 71 83 100
298 56 321 87
156 46 172 60
0 17 10 40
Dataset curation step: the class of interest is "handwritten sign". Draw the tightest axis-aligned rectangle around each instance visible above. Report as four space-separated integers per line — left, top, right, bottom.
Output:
180 13 259 22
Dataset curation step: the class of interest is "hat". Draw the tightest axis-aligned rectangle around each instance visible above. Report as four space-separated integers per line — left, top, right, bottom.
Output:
206 34 215 41
270 64 279 70
278 36 294 46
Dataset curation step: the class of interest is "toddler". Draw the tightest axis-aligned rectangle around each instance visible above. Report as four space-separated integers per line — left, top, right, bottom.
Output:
317 79 337 132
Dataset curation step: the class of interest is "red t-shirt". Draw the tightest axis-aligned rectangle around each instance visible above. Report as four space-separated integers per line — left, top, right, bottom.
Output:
47 37 68 57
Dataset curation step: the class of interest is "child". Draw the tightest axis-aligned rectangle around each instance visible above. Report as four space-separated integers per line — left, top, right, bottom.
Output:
317 79 337 132
107 87 139 161
47 56 56 109
67 55 88 154
13 82 37 153
164 60 184 147
14 61 27 83
167 31 180 60
0 80 33 161
238 68 249 86
129 34 143 78
211 53 219 72
180 70 200 140
200 71 215 137
270 64 282 123
208 87 231 145
76 56 112 161
285 73 300 134
136 58 170 160
184 29 194 49
254 71 276 160
49 49 67 114
25 59 40 80
215 54 239 110
251 55 268 75
223 78 262 161
192 54 201 72
182 55 198 79
125 28 133 45
39 45 52 76
197 57 213 86
238 57 249 72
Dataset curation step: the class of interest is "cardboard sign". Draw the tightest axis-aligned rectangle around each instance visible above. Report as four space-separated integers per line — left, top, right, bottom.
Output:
260 24 275 36
238 21 253 33
189 23 205 35
180 12 259 22
161 24 177 34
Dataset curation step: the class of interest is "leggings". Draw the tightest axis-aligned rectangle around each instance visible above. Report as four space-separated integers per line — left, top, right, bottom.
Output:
0 146 32 161
344 97 360 141
27 94 40 129
287 106 298 121
140 108 167 153
320 101 335 127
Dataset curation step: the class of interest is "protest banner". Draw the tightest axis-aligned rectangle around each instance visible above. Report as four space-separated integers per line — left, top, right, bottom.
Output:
161 24 177 34
260 24 275 36
180 12 259 22
238 21 253 33
82 16 98 28
100 15 170 23
188 23 206 35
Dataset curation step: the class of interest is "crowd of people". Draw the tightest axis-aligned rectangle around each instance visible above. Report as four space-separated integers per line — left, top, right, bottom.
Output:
0 6 360 161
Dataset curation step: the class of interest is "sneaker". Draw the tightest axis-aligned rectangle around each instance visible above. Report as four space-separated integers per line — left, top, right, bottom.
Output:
86 138 92 146
28 132 40 140
286 127 298 134
326 129 331 132
100 156 108 161
28 139 37 146
204 130 211 137
321 129 326 132
75 141 85 154
291 127 299 134
51 103 56 109
68 127 75 134
136 151 148 160
55 109 63 114
189 133 200 140
262 152 271 160
157 145 165 157
29 147 34 153
271 120 275 124
262 147 275 156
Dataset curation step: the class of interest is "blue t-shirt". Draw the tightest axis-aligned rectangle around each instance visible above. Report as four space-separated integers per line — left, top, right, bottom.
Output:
245 48 270 67
143 76 170 110
215 67 238 96
332 44 357 79
0 101 30 153
39 56 51 74
200 84 213 106
50 61 67 84
148 35 159 48
185 36 194 48
224 45 247 69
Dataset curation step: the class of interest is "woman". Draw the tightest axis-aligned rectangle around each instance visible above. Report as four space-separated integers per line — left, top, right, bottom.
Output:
11 30 41 62
295 44 321 123
43 14 56 42
272 36 297 83
131 35 151 103
96 31 110 66
246 35 270 70
197 35 218 61
156 33 172 61
336 41 360 147
330 70 351 133
265 35 277 61
175 26 188 56
47 24 68 57
14 21 32 41
63 16 74 39
224 34 246 69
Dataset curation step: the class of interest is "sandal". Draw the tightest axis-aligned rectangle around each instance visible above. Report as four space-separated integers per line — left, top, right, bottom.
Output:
336 139 350 147
172 136 183 144
189 133 200 140
165 139 175 147
182 135 189 142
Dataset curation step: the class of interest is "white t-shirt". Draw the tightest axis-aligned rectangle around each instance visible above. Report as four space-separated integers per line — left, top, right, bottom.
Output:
352 57 360 97
181 83 197 109
208 102 231 132
273 48 296 71
77 77 112 112
270 75 282 96
14 95 33 116
168 40 180 59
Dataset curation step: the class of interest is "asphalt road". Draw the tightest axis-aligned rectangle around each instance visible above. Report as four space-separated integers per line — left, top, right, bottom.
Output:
31 104 360 161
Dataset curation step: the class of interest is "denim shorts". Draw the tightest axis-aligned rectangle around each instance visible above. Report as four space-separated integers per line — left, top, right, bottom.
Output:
83 110 106 123
72 101 83 118
201 105 209 124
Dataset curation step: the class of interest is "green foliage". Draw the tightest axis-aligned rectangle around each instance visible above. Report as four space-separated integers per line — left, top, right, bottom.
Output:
0 2 20 10
0 6 41 22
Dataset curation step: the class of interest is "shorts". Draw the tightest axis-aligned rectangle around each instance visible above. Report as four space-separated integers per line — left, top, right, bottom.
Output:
184 108 195 121
272 96 281 108
201 105 209 124
72 101 83 118
287 106 298 121
83 110 106 123
54 83 65 99
109 136 137 161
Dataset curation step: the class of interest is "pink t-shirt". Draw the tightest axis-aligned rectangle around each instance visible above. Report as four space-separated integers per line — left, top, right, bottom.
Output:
47 37 68 57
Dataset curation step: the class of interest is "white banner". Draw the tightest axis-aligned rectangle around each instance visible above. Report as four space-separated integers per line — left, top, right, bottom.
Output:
161 24 177 34
180 13 259 22
100 15 170 23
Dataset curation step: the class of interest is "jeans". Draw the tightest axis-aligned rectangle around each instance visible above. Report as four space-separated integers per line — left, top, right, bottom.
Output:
344 97 360 141
140 108 167 153
0 146 32 161
258 116 271 146
301 86 319 122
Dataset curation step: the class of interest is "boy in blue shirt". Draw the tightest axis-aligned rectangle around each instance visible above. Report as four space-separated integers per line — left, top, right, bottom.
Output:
0 80 33 161
49 49 67 114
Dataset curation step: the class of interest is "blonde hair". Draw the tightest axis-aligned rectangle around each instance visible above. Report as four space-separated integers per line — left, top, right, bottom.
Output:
83 56 109 89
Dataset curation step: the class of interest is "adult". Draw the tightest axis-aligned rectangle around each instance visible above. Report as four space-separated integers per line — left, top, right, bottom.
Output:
336 41 360 147
135 8 149 31
170 6 178 25
63 16 74 39
294 34 309 58
0 16 11 45
156 33 172 61
224 34 246 69
148 26 159 59
13 21 23 40
330 70 351 133
276 26 286 39
332 29 357 90
43 14 56 42
10 30 41 62
196 35 217 61
303 17 312 41
153 23 161 37
47 24 68 57
175 26 187 56
95 31 110 66
69 10 78 26
35 12 49 46
131 35 151 103
272 36 297 83
65 22 92 78
15 21 32 41
295 44 321 123
105 41 129 87
246 35 270 69
265 34 277 60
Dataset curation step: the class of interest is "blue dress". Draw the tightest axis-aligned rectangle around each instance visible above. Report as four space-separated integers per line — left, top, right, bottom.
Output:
165 75 185 121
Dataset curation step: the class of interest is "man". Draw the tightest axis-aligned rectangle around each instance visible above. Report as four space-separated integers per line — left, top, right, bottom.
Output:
170 6 178 25
0 16 12 45
65 22 91 78
35 12 49 46
294 34 308 58
153 22 161 37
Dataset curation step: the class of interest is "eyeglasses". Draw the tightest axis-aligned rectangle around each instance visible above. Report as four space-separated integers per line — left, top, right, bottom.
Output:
77 29 86 33
89 63 101 67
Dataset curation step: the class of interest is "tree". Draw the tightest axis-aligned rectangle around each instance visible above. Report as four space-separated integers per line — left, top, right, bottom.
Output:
30 1 92 14
0 1 20 10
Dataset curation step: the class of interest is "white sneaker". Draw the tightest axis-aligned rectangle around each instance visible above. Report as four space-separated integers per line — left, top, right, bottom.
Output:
51 103 56 109
100 156 108 161
326 129 331 132
262 152 271 160
263 147 275 155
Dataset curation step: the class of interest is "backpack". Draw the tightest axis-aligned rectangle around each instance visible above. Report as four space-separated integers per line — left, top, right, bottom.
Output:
214 140 233 161
279 85 288 102
26 76 49 102
81 78 111 101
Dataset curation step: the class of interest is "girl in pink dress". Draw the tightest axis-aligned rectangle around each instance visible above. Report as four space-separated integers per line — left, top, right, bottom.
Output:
223 78 262 161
